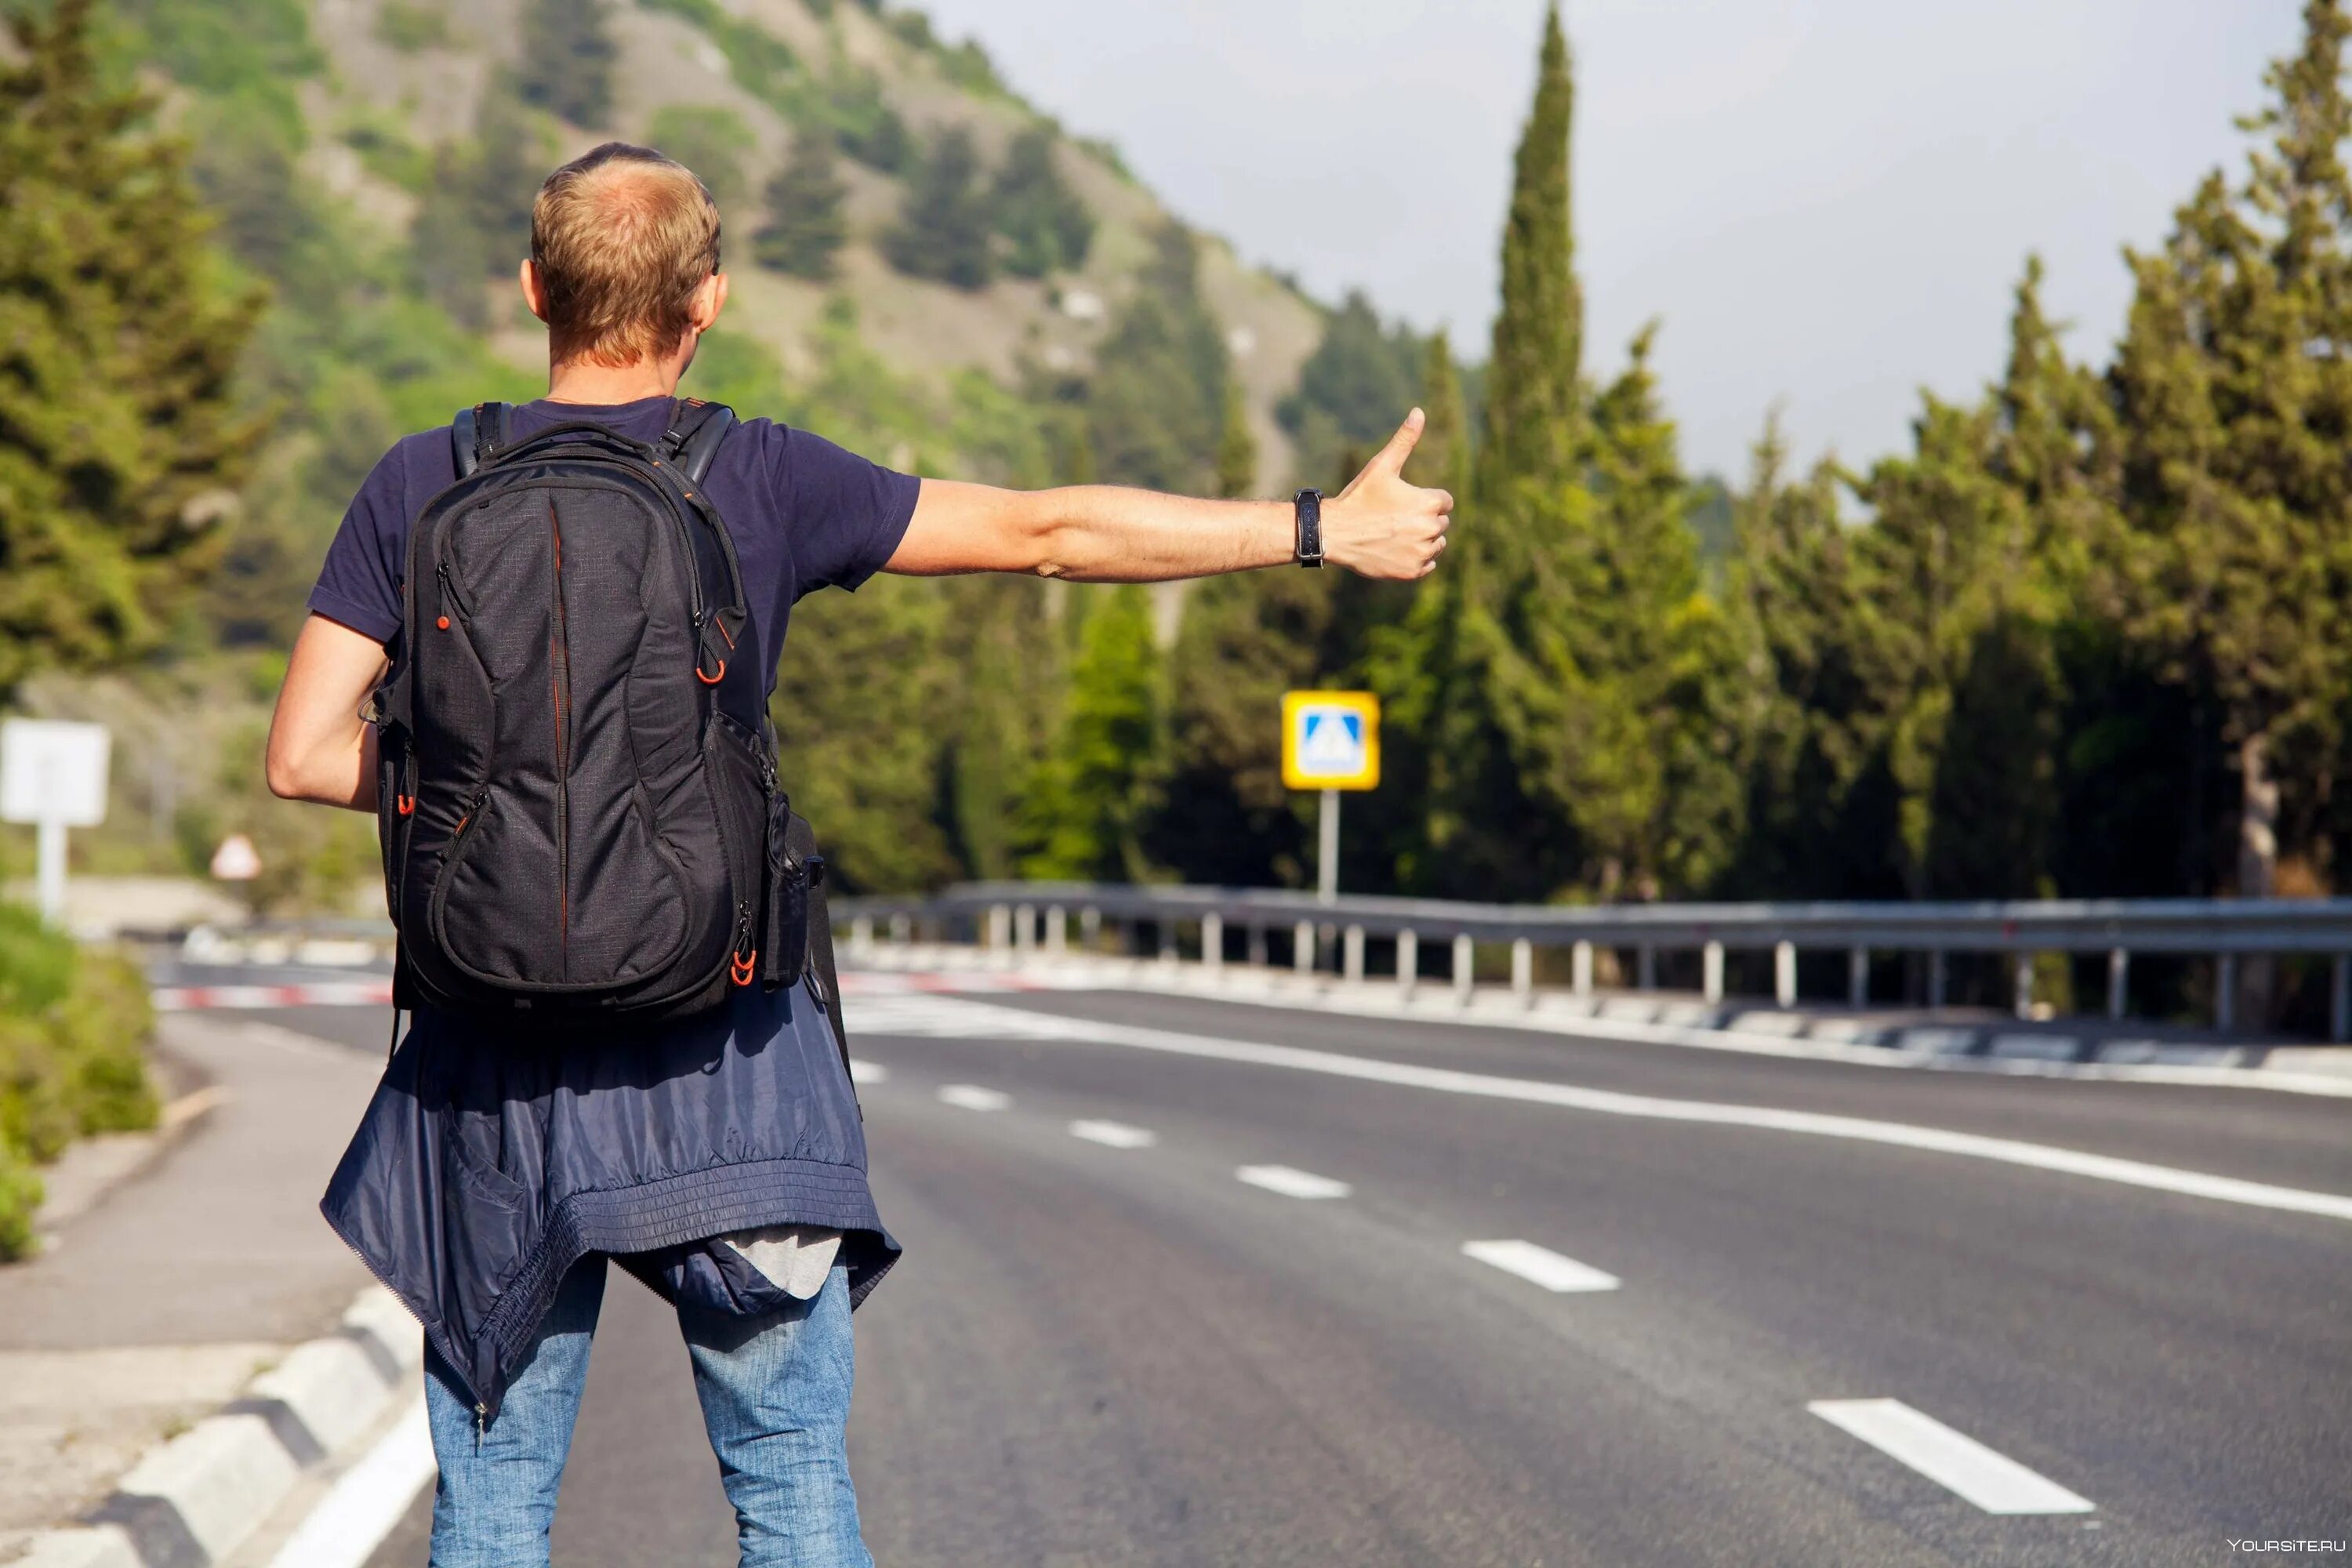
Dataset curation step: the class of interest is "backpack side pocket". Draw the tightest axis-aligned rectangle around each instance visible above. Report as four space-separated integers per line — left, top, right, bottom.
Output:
760 789 809 990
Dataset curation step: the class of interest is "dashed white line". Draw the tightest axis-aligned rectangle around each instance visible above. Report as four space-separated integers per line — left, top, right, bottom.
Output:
937 1083 1011 1111
848 1059 888 1084
1235 1164 1352 1200
1069 1119 1158 1149
1461 1239 1621 1293
1809 1399 2095 1515
869 995 2352 1225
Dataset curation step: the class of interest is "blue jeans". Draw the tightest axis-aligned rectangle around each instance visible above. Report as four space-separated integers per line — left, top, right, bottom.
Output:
422 1257 871 1568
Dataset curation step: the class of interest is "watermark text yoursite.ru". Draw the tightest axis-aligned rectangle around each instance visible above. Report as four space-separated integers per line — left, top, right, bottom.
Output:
2228 1542 2348 1555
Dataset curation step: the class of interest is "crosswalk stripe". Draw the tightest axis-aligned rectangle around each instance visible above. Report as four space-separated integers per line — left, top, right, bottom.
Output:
848 1059 888 1084
1808 1399 2094 1515
937 1083 1010 1111
1461 1239 1621 1293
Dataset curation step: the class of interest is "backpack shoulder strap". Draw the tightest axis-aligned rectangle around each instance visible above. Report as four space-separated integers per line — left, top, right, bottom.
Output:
449 401 515 481
662 398 737 487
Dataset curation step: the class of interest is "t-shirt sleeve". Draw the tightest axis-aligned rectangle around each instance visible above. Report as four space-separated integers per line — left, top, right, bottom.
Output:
776 427 921 597
306 442 412 645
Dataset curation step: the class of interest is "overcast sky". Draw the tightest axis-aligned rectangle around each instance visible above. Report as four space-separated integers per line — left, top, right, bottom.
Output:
914 0 2299 481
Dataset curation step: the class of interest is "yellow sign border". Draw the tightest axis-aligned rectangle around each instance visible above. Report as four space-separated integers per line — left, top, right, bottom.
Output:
1281 690 1381 791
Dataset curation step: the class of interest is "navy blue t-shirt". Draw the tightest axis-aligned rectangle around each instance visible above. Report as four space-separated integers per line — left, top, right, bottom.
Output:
308 397 920 689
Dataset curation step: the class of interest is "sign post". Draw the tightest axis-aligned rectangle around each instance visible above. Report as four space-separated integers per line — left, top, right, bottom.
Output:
1 720 112 926
1280 691 1380 907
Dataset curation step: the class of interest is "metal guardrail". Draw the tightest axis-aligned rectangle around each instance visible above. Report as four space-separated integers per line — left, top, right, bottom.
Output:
835 883 2352 1040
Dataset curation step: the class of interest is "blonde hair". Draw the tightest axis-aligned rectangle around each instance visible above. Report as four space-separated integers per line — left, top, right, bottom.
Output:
531 143 723 368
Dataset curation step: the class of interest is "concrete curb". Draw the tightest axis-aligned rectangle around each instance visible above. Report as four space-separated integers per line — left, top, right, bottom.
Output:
15 1286 423 1568
847 943 2352 1098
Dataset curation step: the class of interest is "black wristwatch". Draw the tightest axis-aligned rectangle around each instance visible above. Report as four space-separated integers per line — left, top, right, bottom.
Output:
1293 488 1325 569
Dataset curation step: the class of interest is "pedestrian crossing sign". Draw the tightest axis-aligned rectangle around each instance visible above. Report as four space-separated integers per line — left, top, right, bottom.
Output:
1281 691 1381 791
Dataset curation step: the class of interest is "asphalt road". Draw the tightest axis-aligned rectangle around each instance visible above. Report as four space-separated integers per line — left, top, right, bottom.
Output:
209 975 2350 1566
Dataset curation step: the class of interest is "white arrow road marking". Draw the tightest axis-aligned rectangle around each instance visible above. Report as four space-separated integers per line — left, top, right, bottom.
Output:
1235 1164 1352 1200
1809 1399 2095 1515
1461 1239 1621 1293
937 1083 1011 1111
1069 1119 1158 1149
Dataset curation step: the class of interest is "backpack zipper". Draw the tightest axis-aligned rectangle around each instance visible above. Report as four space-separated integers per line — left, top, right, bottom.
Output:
547 498 572 975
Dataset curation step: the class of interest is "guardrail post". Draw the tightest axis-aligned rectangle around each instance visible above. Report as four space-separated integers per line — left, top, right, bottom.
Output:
1701 941 1724 1004
1247 923 1267 967
2107 947 2128 1021
1014 903 1035 953
1202 913 1222 975
2216 953 2236 1032
1637 945 1657 992
1848 946 1867 1008
1572 941 1593 997
986 904 1011 958
890 912 911 945
1080 907 1102 950
851 915 873 955
1452 934 1473 1006
1928 949 1946 1010
1773 941 1796 1008
1158 919 1178 965
1511 938 1532 1006
1397 929 1417 1001
1344 925 1366 983
2013 952 2033 1019
2333 955 2350 1043
1046 906 1067 954
1294 919 1316 975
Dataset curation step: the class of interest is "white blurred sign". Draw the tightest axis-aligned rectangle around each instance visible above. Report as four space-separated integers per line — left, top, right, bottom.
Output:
0 720 110 827
1 719 111 925
210 833 262 881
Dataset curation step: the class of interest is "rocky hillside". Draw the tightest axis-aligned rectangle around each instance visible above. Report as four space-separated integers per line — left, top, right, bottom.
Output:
260 0 1324 485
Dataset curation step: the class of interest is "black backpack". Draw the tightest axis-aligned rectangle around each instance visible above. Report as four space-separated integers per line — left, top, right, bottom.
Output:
371 399 826 1029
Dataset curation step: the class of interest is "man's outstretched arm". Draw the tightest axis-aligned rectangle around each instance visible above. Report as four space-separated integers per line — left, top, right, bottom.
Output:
266 615 387 811
886 410 1451 583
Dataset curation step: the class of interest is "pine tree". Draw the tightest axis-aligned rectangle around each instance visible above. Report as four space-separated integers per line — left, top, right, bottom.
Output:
0 0 263 695
1279 291 1420 485
513 0 616 129
1083 225 1228 492
884 127 994 290
755 132 848 281
1479 2 1581 495
647 105 752 207
990 127 1094 278
1214 382 1258 499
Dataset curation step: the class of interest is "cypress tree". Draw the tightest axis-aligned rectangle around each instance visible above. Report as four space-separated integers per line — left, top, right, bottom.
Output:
2107 0 2352 922
755 131 848 281
0 0 263 695
1214 382 1258 498
1403 330 1470 497
1479 3 1581 495
513 0 617 129
1022 586 1163 881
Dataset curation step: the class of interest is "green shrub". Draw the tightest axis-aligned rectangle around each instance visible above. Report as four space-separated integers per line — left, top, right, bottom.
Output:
0 907 158 1262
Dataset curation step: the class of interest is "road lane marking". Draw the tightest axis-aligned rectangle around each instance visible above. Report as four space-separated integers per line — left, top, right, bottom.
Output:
869 996 2352 1225
937 1083 1010 1111
1461 1239 1621 1293
1809 1399 2094 1515
266 1396 435 1568
1236 1164 1352 1200
1069 1119 1158 1149
849 1059 888 1084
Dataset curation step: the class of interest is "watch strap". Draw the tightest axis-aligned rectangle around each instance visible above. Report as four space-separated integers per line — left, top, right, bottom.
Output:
1294 488 1325 568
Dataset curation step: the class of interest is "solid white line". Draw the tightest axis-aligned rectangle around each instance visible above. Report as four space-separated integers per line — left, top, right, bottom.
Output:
1461 1239 1621 1293
1068 1119 1157 1149
1809 1399 2094 1515
267 1396 436 1568
913 998 2352 1225
1235 1163 1352 1200
937 1083 1010 1111
848 1058 888 1084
